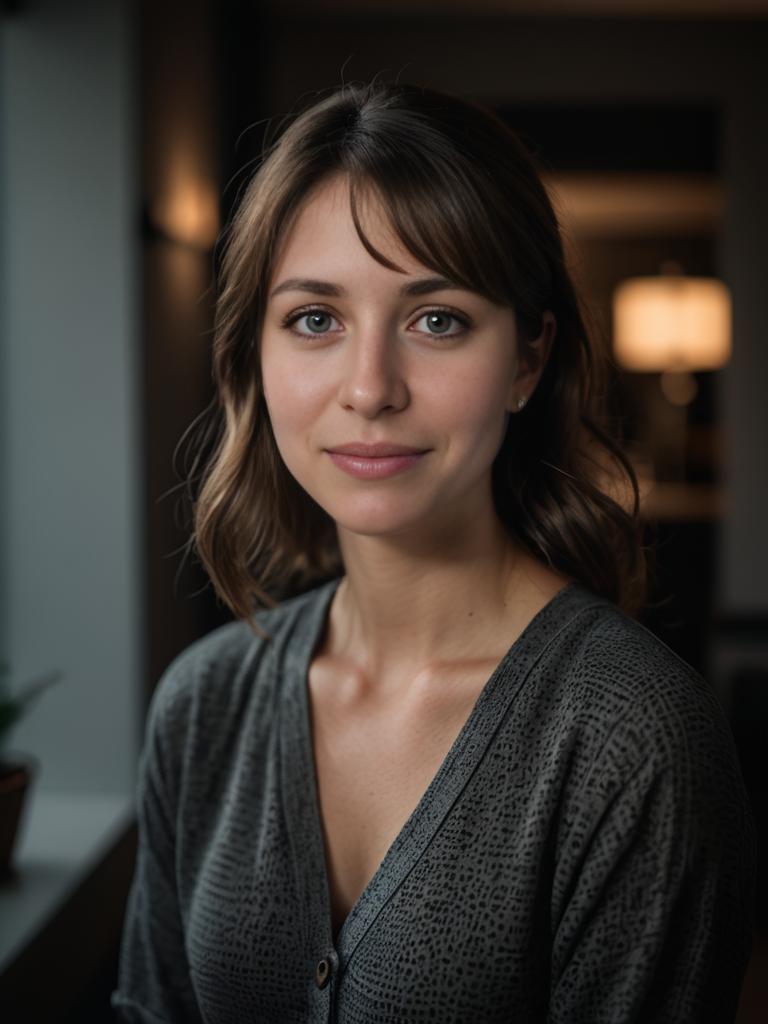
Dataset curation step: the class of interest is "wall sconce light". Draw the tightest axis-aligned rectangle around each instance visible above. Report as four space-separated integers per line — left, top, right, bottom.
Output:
146 170 220 251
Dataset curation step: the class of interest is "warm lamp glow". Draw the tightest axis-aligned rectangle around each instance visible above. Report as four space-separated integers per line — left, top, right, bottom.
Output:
612 275 731 372
151 178 220 250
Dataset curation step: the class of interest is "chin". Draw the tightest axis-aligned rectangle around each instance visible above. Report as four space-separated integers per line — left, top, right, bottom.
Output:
321 496 431 539
332 512 421 539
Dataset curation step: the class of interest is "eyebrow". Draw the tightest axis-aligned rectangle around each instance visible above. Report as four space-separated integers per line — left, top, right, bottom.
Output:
268 275 463 300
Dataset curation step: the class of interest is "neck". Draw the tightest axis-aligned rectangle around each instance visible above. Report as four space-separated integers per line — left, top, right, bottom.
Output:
328 507 556 692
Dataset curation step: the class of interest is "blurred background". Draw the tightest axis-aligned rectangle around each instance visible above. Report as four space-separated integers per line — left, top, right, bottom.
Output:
1 0 767 1019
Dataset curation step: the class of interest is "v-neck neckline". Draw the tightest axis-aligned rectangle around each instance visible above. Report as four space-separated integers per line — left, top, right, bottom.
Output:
280 575 604 967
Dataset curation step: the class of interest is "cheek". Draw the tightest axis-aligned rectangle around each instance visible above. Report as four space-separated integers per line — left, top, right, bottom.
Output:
429 363 512 444
260 348 320 435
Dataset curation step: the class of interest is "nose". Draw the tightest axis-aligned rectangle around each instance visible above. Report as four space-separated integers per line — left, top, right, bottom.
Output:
336 327 410 419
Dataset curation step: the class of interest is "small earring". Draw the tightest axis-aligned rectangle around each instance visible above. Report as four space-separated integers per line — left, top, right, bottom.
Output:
516 396 527 410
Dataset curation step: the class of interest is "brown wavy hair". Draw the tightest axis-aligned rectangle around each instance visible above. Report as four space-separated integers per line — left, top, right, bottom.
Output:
179 81 651 628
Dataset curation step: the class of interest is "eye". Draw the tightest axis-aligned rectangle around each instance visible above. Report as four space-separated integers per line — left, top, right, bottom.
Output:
281 307 341 337
411 308 470 338
279 304 470 340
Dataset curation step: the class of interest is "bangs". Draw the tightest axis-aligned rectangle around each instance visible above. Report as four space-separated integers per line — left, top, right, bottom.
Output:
345 162 515 309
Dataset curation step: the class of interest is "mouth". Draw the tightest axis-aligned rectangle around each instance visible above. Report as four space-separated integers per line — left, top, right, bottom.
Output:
325 443 429 457
324 444 429 480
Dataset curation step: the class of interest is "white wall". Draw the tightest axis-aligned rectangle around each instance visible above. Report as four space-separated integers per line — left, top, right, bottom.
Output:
1 0 141 796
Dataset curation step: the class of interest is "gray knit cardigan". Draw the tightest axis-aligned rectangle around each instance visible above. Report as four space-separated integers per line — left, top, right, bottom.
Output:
112 577 756 1023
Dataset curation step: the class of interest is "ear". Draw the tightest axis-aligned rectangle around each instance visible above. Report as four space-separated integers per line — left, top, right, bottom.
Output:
505 311 557 412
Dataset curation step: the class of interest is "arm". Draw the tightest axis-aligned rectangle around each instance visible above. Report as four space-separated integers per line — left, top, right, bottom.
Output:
111 671 204 1024
548 694 757 1024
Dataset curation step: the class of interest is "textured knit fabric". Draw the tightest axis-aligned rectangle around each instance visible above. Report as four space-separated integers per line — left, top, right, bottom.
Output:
111 577 756 1024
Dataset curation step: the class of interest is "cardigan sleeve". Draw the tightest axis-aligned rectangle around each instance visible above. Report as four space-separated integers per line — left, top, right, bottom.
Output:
548 690 757 1024
111 666 204 1024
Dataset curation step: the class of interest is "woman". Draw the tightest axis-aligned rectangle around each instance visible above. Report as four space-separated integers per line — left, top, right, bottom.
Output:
112 82 756 1023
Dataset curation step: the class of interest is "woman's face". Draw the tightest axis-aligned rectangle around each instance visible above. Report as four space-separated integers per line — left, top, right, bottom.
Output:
260 173 553 542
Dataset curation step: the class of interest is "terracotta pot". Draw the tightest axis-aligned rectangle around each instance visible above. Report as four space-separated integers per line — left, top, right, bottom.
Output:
0 753 39 876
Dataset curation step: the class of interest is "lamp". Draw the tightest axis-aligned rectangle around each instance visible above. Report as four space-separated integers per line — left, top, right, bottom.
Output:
612 262 731 483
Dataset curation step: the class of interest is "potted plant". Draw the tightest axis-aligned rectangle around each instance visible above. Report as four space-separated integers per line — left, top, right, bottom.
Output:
0 661 62 876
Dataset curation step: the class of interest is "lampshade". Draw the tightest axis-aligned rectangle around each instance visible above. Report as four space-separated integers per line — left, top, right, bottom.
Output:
612 274 731 372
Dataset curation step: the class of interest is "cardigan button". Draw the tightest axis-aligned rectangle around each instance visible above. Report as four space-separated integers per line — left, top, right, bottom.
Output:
315 958 330 989
315 950 339 990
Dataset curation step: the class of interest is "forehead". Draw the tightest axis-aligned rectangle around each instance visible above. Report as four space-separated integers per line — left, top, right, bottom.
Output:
268 173 429 286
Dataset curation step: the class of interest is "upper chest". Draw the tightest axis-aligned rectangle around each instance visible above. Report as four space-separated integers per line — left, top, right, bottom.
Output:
308 653 501 801
306 655 502 926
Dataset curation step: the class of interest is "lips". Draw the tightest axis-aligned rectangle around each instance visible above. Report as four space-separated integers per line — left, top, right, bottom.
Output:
325 444 429 480
325 443 428 457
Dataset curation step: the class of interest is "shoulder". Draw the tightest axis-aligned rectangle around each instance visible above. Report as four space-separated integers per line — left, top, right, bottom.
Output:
547 598 755 880
530 588 748 821
144 577 340 749
550 597 752 843
568 602 731 771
